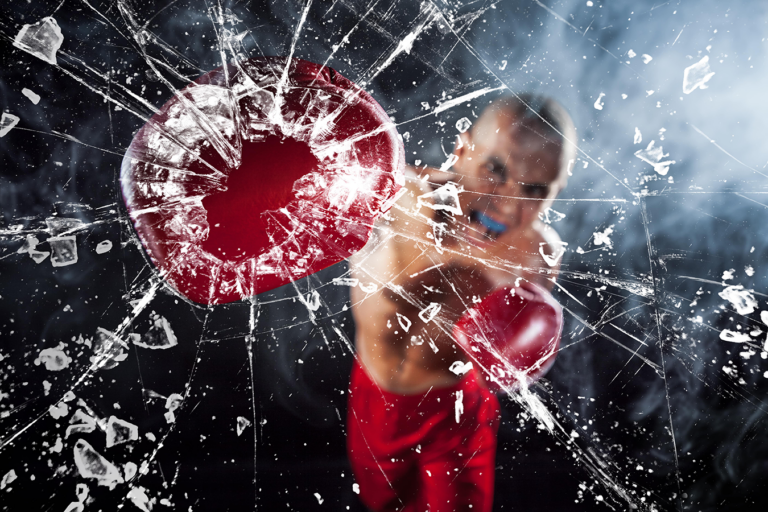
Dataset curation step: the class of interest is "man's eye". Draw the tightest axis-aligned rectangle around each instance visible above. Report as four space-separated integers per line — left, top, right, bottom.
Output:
484 163 504 176
522 184 549 197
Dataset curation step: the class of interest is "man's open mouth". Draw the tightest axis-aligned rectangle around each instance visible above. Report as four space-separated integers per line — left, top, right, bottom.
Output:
468 210 508 242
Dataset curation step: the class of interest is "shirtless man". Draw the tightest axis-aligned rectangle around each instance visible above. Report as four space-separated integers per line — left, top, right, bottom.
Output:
346 94 576 512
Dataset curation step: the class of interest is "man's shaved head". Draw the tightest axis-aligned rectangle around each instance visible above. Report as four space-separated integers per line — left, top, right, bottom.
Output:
449 92 576 237
470 93 577 184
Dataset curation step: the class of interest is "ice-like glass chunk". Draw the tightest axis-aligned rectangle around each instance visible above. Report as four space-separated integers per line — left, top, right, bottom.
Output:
332 277 359 287
49 402 69 419
30 248 50 263
418 182 463 216
46 217 84 236
430 220 448 253
34 344 71 371
164 393 183 424
593 92 606 110
396 312 412 332
455 390 464 423
90 328 129 370
123 462 137 481
13 17 64 65
222 28 247 56
593 226 614 248
1 469 17 490
17 234 38 254
66 409 97 438
359 282 378 294
305 290 321 312
449 360 473 376
73 334 92 348
50 436 64 453
105 416 139 448
236 416 251 436
455 117 472 133
95 240 112 254
63 502 84 512
634 140 675 176
683 56 715 94
49 235 78 267
75 483 88 502
539 241 568 267
719 285 757 315
22 88 41 104
538 208 566 224
438 153 459 172
720 329 750 343
133 313 178 350
166 393 183 412
418 303 441 323
18 234 51 263
127 486 152 512
73 439 124 488
0 113 20 138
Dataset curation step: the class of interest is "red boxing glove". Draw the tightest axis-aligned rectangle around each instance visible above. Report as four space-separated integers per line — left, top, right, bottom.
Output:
121 57 404 304
453 281 563 393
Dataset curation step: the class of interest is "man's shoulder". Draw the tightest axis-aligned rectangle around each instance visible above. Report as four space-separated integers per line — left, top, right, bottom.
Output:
350 170 430 275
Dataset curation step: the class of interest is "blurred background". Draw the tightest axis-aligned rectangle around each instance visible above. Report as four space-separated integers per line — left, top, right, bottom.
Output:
1 0 768 510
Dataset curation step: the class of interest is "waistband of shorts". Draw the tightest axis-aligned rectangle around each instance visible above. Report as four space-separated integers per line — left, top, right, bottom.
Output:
351 358 480 404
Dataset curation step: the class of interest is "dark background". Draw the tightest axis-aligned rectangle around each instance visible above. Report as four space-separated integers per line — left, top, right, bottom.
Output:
2 0 768 510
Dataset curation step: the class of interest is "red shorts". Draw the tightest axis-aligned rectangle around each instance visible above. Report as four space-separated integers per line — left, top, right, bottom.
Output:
347 361 500 512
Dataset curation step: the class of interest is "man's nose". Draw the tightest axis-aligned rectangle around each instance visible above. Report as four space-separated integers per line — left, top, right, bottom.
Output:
497 194 521 217
499 177 522 196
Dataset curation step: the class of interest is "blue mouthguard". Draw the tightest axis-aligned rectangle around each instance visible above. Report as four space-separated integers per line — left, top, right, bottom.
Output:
474 211 508 234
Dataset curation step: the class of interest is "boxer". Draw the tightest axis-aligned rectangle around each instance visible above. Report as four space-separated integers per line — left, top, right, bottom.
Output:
346 94 576 511
121 60 572 509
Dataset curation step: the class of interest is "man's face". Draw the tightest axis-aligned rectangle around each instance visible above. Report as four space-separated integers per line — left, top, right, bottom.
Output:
452 112 565 247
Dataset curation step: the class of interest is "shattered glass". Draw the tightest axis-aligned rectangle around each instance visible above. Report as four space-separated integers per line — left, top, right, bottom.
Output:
105 416 139 448
73 439 124 488
12 16 64 65
1 1 768 511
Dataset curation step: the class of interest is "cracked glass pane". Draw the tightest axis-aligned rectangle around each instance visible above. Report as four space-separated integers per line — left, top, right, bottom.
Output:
0 1 766 511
